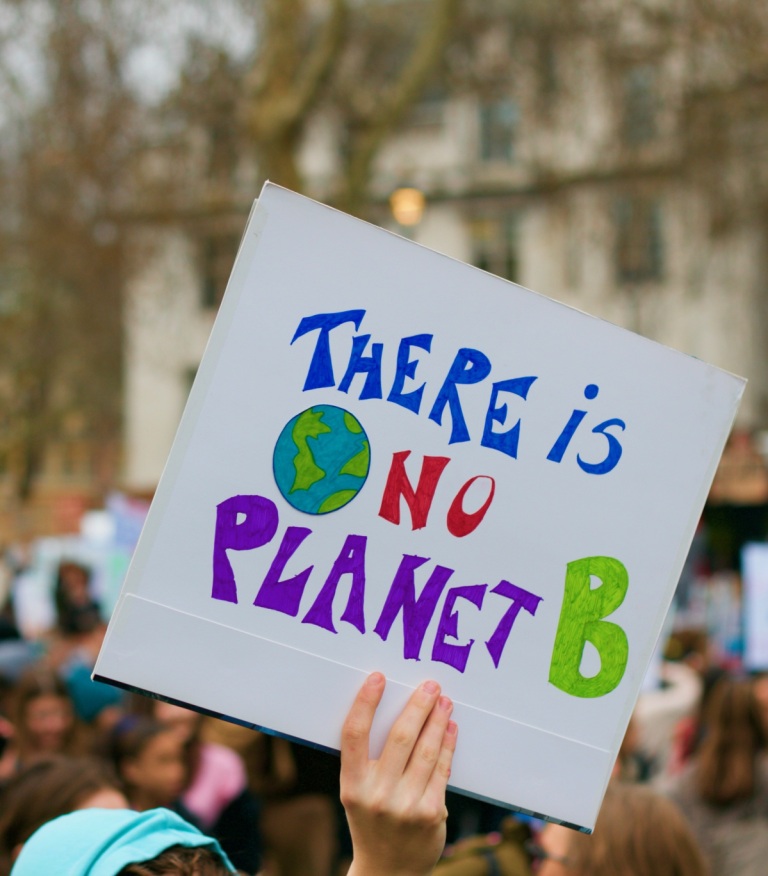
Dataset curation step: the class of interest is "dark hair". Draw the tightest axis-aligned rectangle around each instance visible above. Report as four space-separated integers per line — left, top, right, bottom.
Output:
107 715 172 775
117 844 232 875
54 561 101 635
127 695 201 789
695 676 766 805
0 756 122 876
11 666 69 715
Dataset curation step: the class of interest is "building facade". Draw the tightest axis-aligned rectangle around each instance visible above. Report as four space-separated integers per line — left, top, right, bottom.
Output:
122 16 768 491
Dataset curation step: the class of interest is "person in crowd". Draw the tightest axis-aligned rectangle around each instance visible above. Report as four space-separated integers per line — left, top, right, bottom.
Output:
530 782 708 876
134 698 262 874
0 667 90 780
0 755 127 875
665 665 727 777
8 673 454 876
662 675 768 875
200 707 345 875
752 671 768 737
433 763 701 875
6 674 712 876
257 738 343 876
107 715 187 812
10 808 237 875
53 562 102 639
612 714 655 782
46 561 126 731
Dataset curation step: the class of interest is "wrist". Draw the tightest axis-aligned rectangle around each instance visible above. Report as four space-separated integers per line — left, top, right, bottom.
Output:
347 858 436 876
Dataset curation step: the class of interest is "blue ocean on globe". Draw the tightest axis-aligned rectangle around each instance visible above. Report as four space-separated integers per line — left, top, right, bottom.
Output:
273 404 371 514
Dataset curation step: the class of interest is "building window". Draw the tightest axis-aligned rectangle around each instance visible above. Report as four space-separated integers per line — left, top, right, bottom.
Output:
0 266 22 316
478 98 518 162
200 233 240 310
184 367 198 400
615 197 663 283
408 82 447 128
622 64 658 146
537 41 558 101
469 214 519 283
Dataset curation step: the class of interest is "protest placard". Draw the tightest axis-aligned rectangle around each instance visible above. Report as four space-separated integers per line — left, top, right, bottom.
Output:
743 542 768 669
95 182 744 830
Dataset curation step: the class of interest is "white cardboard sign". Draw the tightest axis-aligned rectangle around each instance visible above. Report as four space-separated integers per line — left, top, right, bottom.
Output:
743 542 768 669
95 183 744 830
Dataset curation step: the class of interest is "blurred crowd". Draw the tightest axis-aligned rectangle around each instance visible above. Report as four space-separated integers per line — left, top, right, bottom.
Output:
0 554 352 875
0 534 766 876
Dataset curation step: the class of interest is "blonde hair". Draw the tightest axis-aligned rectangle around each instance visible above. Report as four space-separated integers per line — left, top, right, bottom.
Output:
567 782 709 876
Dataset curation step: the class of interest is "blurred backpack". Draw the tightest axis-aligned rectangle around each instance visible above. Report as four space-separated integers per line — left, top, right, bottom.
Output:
434 817 533 876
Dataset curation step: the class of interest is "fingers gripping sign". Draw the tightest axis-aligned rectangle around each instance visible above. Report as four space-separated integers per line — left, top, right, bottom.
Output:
341 673 457 876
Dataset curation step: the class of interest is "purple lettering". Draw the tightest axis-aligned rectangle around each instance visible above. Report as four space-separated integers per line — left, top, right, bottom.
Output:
302 534 368 633
431 584 487 672
485 580 543 668
253 526 313 616
374 556 453 660
212 495 279 604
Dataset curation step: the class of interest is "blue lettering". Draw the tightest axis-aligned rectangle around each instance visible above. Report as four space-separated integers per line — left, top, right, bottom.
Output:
338 334 384 399
428 348 492 444
291 310 366 391
481 376 538 458
577 418 626 475
387 334 433 414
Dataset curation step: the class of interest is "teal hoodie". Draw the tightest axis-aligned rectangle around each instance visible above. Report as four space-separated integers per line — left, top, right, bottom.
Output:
11 807 235 875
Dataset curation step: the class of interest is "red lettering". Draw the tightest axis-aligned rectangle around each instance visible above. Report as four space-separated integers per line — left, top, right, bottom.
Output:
446 475 495 537
378 451 450 530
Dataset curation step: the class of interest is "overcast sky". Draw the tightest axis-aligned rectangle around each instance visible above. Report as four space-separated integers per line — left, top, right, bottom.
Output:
0 0 257 115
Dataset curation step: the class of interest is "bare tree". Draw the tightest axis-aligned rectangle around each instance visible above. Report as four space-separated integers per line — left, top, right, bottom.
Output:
169 0 462 216
0 0 145 503
2 0 766 520
241 0 347 195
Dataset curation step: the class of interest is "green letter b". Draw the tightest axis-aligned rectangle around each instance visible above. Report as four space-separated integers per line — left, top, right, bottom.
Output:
549 556 629 698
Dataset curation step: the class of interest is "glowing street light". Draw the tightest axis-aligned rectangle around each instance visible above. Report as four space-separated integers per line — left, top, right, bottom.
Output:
389 186 426 227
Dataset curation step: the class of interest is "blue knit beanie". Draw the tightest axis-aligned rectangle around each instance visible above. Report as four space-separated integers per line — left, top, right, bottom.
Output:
11 807 236 875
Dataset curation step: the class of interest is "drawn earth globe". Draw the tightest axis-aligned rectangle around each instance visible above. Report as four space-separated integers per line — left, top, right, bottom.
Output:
273 404 371 514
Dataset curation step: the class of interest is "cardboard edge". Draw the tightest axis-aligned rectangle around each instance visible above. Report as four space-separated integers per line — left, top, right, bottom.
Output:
92 673 592 834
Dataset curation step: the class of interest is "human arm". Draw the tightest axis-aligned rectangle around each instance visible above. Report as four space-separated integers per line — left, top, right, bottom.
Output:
340 673 457 876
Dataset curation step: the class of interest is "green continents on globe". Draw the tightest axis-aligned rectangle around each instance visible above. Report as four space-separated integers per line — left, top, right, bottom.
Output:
273 405 371 514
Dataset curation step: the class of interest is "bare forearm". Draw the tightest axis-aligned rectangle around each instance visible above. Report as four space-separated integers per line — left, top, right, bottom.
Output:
346 861 437 876
340 674 455 876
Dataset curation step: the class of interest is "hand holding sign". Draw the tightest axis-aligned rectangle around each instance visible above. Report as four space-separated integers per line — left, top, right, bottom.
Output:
342 673 457 876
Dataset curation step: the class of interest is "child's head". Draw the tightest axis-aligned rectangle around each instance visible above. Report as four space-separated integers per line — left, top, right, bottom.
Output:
0 755 127 874
11 669 77 758
534 782 708 876
696 674 766 805
108 717 186 810
116 844 232 875
54 561 101 635
131 694 203 746
10 808 235 875
151 701 203 746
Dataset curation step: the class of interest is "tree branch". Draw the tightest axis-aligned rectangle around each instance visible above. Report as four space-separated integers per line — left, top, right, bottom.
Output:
340 0 461 214
245 0 347 142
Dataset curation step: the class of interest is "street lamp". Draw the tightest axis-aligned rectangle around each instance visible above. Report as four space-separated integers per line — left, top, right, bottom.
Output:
389 186 426 233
